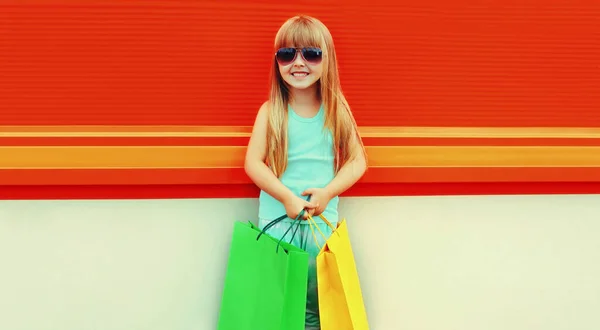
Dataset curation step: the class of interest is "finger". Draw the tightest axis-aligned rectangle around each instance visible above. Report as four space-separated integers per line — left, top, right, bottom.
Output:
305 201 316 209
297 209 307 220
302 188 315 196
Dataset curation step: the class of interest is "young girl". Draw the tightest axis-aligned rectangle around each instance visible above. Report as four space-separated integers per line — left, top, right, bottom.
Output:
244 15 367 330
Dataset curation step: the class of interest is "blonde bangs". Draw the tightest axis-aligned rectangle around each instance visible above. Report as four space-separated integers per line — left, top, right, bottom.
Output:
275 19 325 50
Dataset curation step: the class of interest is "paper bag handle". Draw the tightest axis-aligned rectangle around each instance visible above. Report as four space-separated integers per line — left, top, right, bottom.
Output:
256 195 311 254
307 213 339 251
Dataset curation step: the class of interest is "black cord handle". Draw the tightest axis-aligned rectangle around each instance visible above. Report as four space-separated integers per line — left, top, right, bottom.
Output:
255 195 312 254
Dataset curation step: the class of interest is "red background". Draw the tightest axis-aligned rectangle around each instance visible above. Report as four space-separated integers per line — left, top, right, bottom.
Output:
1 0 599 127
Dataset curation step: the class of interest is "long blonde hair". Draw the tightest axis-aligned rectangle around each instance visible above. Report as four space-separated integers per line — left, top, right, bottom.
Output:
266 15 366 177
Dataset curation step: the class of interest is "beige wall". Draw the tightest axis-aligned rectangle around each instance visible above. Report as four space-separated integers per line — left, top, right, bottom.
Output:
1 194 599 330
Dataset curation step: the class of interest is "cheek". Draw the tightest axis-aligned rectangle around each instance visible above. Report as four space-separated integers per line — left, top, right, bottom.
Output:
312 65 324 79
278 65 292 83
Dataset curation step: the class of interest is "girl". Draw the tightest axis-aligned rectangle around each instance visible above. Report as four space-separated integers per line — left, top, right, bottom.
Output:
244 15 367 330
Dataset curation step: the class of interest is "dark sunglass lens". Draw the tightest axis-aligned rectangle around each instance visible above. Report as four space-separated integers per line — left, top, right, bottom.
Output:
302 48 323 63
276 48 296 64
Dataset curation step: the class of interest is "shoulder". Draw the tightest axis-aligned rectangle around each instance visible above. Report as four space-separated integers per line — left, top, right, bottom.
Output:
259 100 271 114
251 101 271 125
254 100 271 121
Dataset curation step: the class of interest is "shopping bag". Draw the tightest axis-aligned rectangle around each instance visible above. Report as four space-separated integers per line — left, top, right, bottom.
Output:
307 214 370 330
217 215 309 330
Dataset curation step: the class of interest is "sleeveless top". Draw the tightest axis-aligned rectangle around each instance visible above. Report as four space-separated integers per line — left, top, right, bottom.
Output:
258 103 339 224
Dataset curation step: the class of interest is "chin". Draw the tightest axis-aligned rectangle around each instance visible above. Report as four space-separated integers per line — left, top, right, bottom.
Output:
289 84 315 90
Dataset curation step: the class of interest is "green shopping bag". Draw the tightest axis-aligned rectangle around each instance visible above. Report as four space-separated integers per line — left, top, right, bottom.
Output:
217 214 309 330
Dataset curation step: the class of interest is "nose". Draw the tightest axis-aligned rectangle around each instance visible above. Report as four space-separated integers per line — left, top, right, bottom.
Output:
292 51 306 67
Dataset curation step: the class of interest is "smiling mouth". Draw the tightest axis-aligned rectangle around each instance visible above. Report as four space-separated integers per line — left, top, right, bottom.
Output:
292 72 309 77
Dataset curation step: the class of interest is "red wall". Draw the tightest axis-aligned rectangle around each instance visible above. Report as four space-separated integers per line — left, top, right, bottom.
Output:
2 0 599 127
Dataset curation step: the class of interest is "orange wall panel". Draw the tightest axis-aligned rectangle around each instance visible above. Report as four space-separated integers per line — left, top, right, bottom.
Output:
1 0 599 126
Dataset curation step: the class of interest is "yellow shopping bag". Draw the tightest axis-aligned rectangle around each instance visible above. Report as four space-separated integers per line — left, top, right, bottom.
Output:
307 214 370 330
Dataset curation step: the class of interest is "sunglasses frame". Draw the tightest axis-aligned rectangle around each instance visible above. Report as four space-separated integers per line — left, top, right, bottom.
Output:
274 47 324 66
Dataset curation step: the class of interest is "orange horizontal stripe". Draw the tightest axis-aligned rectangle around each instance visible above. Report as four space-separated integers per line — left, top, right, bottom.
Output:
5 137 600 147
0 169 250 186
0 137 252 147
3 126 600 139
1 146 599 169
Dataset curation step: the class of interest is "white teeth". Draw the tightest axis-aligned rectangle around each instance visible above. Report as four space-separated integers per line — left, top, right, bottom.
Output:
292 72 308 76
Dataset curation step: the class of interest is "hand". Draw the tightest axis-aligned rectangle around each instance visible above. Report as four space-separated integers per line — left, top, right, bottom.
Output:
301 188 332 216
283 195 317 220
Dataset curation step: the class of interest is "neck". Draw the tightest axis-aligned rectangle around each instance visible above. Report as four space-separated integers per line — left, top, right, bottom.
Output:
289 84 320 109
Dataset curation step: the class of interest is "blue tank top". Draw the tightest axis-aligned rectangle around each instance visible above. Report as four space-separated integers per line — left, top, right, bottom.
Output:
258 103 339 224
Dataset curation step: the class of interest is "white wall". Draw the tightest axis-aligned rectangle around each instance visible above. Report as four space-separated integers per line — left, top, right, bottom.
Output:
1 194 600 330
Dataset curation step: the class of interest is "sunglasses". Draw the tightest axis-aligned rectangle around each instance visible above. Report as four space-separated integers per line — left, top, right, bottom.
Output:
275 47 323 66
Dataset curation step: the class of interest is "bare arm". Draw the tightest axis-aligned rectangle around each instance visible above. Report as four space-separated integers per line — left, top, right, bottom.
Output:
244 102 315 218
324 133 367 198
